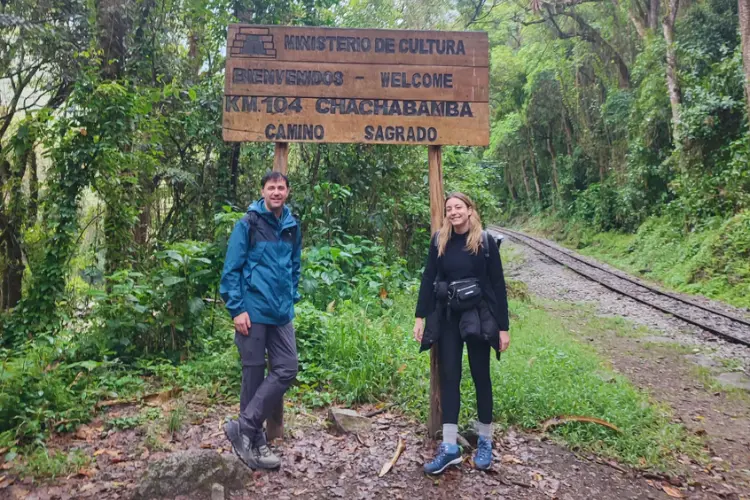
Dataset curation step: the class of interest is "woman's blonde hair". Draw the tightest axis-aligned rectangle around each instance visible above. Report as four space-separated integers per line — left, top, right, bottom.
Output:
437 192 483 257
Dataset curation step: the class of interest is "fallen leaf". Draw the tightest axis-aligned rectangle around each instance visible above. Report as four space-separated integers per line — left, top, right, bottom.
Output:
143 387 183 406
378 437 406 477
501 454 523 464
541 415 622 433
379 288 388 299
0 463 12 471
74 425 100 441
140 449 150 460
662 484 684 498
95 398 132 410
93 449 119 458
73 468 96 478
200 443 213 449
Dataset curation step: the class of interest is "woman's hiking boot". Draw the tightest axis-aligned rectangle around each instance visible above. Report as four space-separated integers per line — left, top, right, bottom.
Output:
473 436 492 470
254 443 281 469
423 442 462 475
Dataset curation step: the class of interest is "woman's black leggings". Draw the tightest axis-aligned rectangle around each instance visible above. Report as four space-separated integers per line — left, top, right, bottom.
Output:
438 315 493 425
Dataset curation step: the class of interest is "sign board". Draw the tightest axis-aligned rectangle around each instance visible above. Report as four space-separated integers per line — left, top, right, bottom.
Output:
223 25 490 146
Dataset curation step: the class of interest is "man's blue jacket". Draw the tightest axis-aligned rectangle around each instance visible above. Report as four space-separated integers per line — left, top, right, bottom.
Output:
220 199 302 325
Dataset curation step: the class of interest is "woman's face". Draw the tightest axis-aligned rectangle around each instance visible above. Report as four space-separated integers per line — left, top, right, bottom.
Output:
445 197 472 229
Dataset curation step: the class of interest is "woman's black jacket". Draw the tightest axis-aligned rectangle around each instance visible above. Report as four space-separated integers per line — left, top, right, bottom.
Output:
415 231 509 355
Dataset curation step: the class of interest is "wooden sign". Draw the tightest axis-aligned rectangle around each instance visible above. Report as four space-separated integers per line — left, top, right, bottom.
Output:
223 25 489 146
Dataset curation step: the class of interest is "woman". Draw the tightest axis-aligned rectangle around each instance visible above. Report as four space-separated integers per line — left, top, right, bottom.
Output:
413 192 510 475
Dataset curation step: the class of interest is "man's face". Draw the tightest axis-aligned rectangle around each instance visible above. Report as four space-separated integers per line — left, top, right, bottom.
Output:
262 178 289 211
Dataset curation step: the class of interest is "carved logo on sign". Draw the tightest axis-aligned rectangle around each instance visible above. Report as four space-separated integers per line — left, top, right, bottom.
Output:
231 27 276 58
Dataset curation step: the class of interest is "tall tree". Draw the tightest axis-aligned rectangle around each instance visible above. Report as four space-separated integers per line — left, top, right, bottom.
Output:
739 0 750 120
663 0 682 142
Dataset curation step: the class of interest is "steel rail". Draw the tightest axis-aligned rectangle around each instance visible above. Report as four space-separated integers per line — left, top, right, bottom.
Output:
490 225 750 348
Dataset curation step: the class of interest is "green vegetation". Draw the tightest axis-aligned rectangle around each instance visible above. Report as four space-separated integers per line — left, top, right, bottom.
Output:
293 290 701 469
12 448 91 480
521 213 750 310
3 0 747 482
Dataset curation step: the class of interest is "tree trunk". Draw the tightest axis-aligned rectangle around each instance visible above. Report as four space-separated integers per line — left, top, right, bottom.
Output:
99 0 136 274
427 145 445 438
1 154 27 310
505 165 518 202
559 11 631 89
739 0 750 122
649 0 661 31
29 151 39 223
663 0 682 144
526 133 543 202
97 0 129 79
229 143 240 205
2 218 24 310
520 159 532 199
562 114 574 156
546 135 560 198
134 174 152 246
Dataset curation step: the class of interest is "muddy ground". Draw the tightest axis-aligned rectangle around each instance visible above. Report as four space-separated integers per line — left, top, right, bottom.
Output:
2 236 749 500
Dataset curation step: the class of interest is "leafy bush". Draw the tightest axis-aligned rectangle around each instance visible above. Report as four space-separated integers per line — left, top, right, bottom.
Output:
86 240 219 359
0 341 106 441
300 234 412 309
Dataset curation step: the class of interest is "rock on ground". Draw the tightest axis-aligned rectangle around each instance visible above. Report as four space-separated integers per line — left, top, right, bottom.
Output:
328 408 372 434
133 449 251 500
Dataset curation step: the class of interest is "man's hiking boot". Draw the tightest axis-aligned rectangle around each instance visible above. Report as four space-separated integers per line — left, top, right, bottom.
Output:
423 442 462 475
254 443 281 469
223 420 257 469
473 436 492 470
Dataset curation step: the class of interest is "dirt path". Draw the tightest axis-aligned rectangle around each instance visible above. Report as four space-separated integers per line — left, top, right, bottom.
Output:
504 238 750 500
2 402 684 500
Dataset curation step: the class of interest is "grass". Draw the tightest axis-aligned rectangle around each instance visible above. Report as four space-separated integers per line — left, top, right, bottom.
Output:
691 366 750 402
287 288 702 470
2 284 703 476
520 212 750 311
12 448 90 480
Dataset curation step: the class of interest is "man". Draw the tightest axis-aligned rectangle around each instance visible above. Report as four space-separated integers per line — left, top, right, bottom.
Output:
220 171 302 469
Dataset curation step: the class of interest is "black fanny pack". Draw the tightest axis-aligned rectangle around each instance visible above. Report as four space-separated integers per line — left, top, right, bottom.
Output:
447 279 482 311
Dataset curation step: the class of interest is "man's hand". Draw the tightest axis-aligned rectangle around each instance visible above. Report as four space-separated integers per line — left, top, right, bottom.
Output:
413 318 424 342
234 312 251 336
499 330 510 352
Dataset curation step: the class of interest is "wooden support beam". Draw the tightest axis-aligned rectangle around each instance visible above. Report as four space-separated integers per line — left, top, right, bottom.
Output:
274 142 289 175
427 145 444 438
266 141 289 442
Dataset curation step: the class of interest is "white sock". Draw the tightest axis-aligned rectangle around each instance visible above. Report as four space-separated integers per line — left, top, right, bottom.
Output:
476 421 493 439
442 424 458 445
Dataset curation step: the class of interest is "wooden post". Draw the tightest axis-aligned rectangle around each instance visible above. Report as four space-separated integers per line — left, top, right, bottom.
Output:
427 145 444 438
273 142 289 175
266 142 289 441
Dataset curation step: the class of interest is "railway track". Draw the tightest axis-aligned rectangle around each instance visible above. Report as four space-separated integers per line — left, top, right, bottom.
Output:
490 225 750 348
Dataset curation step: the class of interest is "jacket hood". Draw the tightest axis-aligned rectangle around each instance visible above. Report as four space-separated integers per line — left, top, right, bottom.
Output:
247 198 296 228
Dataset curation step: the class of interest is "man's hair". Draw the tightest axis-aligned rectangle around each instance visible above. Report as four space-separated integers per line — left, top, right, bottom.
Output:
261 171 289 188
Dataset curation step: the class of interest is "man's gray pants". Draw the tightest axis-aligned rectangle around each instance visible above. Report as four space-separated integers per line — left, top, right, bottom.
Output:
235 322 298 445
